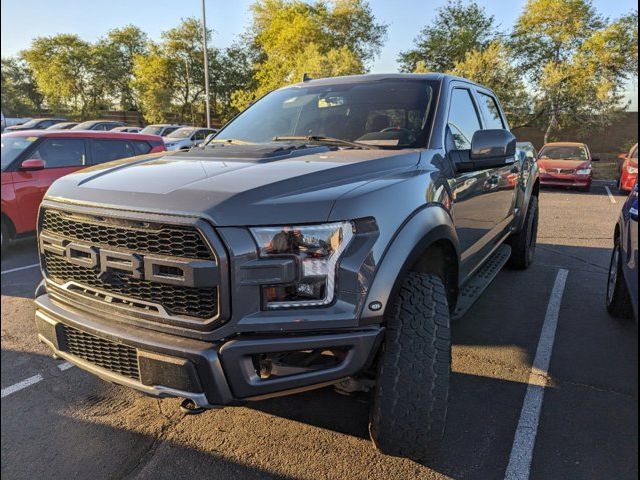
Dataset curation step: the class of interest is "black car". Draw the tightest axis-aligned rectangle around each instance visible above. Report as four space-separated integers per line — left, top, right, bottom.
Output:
70 120 126 131
4 118 68 131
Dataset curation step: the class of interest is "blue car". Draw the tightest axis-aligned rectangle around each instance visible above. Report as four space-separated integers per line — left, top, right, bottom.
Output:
607 182 638 321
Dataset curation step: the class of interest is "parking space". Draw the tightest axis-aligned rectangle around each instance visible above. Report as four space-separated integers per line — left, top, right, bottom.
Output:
1 185 636 480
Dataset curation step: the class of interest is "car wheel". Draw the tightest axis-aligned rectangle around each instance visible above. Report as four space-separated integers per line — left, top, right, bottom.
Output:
509 195 539 269
606 237 634 320
369 272 451 461
1 219 9 256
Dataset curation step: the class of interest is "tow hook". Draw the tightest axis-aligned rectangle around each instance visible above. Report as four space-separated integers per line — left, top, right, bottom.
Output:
180 398 206 415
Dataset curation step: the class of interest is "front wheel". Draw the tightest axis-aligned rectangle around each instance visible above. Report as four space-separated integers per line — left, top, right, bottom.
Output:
509 195 539 269
369 272 451 460
606 238 634 320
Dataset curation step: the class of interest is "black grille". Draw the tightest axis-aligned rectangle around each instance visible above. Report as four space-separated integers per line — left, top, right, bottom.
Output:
44 253 218 319
42 209 213 260
61 325 139 380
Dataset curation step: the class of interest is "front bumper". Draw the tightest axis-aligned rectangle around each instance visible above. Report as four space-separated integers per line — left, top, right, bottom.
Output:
35 294 383 408
539 174 591 188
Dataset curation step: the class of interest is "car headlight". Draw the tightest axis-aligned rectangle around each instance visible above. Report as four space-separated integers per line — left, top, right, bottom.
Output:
576 168 592 175
627 165 638 174
538 167 546 173
251 222 354 309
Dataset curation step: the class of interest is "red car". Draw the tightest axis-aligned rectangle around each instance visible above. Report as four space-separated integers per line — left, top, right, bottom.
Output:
538 142 599 192
1 130 165 252
618 143 638 193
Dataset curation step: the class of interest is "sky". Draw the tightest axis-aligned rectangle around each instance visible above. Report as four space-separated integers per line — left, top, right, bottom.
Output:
1 0 637 109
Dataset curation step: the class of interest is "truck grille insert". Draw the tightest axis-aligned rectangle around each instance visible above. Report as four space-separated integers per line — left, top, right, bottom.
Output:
40 208 221 321
61 325 140 380
44 253 218 319
42 209 213 260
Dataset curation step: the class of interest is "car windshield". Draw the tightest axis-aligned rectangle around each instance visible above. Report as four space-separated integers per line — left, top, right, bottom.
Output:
13 119 41 129
539 146 588 161
72 121 99 130
632 147 638 159
167 127 195 139
140 125 165 136
215 79 437 148
1 136 38 171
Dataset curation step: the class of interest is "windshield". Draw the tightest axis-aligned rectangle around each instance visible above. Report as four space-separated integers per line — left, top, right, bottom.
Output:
632 146 638 159
140 125 165 136
72 121 99 130
167 127 195 139
216 80 437 148
539 146 588 161
13 119 41 129
1 136 37 170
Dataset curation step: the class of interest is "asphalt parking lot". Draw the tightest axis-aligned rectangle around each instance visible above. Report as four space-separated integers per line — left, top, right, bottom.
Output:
1 183 637 480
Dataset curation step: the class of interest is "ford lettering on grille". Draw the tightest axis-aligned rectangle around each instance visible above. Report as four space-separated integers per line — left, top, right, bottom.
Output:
40 232 218 289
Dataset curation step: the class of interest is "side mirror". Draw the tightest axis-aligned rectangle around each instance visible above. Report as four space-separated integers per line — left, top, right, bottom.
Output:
20 159 45 171
456 129 517 173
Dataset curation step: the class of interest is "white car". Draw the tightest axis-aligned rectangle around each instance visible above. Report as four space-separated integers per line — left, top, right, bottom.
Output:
163 127 218 151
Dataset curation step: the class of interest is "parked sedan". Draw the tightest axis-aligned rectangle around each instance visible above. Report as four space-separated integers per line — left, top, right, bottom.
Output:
112 126 142 133
71 120 126 131
162 127 217 151
606 182 638 322
4 118 68 131
140 124 185 137
618 143 638 193
538 142 599 191
46 122 79 130
1 130 165 253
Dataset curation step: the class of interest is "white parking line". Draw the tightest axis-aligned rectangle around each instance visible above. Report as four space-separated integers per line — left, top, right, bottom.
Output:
1 362 75 399
1 374 44 398
604 186 617 204
504 268 569 480
1 263 40 275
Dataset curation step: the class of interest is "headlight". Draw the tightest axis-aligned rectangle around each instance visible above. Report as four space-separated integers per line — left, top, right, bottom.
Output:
538 167 546 173
251 222 353 309
576 168 592 175
627 165 638 174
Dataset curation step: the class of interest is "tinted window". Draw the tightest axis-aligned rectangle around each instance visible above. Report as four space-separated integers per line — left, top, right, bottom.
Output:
31 138 86 168
478 93 505 129
90 140 135 164
447 89 481 150
132 141 152 155
216 80 436 148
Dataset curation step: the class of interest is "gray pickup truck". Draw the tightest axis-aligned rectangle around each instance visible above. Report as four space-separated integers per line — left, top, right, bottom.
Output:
35 74 539 460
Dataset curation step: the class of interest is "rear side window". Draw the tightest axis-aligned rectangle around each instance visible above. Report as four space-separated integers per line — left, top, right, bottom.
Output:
132 141 152 155
30 138 86 168
477 93 505 129
90 139 135 164
447 89 481 150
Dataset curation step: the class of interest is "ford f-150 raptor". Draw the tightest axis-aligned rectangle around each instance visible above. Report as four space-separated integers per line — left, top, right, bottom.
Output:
34 74 539 460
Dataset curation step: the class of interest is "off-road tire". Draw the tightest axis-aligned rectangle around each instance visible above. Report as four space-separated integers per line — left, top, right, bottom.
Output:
509 195 539 269
369 272 451 460
1 219 9 256
606 238 634 320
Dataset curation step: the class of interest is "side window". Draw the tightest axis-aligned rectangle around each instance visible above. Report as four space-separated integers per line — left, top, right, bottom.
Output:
477 93 505 130
30 138 86 168
90 140 135 164
39 120 55 129
194 130 208 141
447 89 482 151
132 141 152 155
164 127 178 136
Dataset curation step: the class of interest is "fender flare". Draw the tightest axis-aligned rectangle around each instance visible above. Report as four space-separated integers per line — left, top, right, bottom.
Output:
360 205 460 323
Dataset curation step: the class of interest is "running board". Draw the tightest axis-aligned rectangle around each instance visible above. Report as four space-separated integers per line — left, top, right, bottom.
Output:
452 244 512 320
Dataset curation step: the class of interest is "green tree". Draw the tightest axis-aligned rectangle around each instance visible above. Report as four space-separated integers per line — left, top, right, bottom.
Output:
449 41 531 128
234 0 387 109
1 56 44 116
399 0 498 73
513 0 638 142
96 26 148 110
132 45 176 124
22 34 107 117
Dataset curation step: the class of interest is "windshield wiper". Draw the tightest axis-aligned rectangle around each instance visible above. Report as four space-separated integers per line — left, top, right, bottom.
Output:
272 135 380 150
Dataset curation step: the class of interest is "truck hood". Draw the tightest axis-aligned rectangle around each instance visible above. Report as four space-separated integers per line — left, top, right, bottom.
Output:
45 145 421 226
